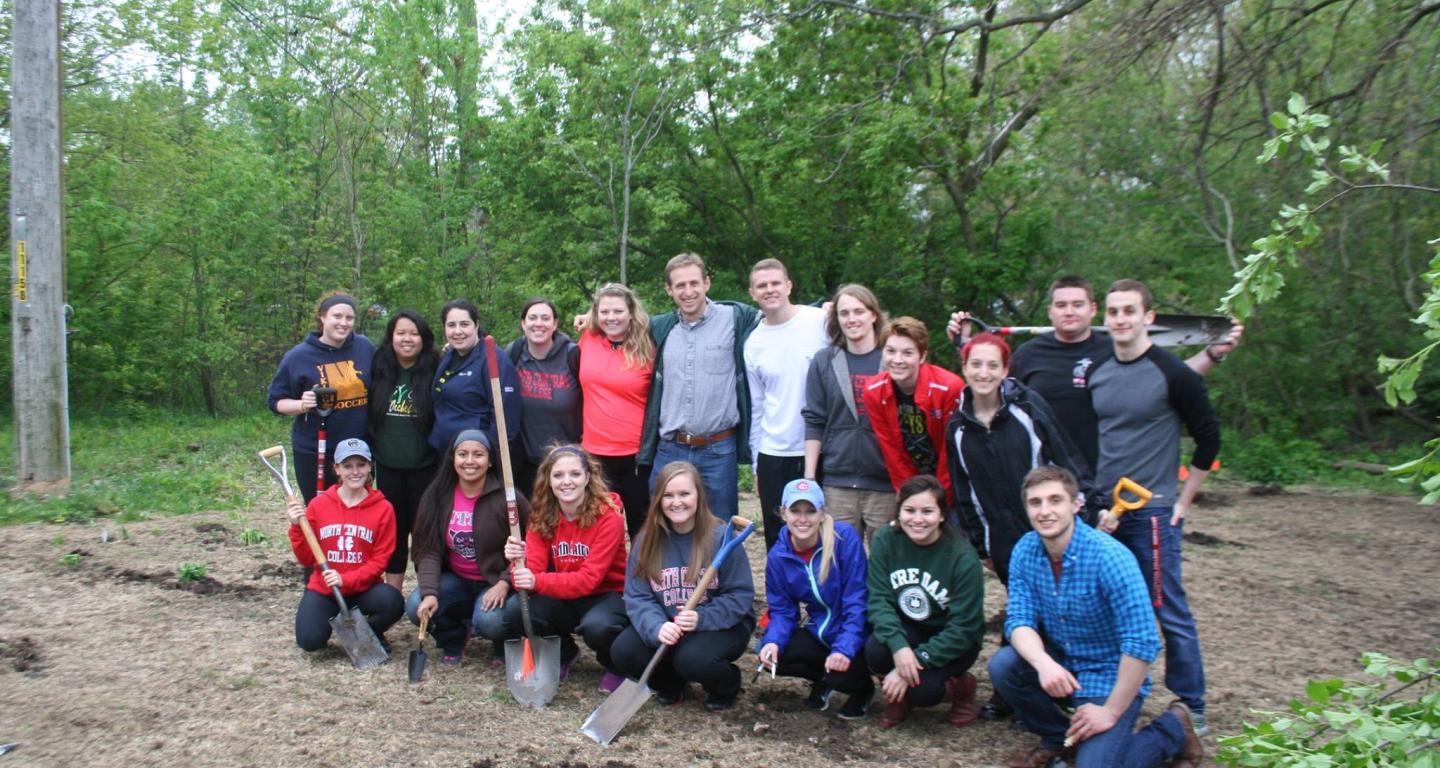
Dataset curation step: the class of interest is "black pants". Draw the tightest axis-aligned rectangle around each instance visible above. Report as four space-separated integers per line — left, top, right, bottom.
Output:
597 454 651 538
610 624 750 698
295 583 404 651
292 450 337 504
756 453 807 551
864 622 980 707
514 455 540 503
375 462 436 574
774 629 875 698
527 591 629 672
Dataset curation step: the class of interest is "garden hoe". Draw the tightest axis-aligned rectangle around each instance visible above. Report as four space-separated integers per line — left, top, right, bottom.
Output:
485 336 561 708
581 516 757 745
953 313 1233 349
258 445 389 670
409 615 429 683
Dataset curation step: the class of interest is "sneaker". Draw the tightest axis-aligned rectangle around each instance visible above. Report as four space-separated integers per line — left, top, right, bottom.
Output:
656 688 685 706
598 671 625 694
703 690 739 712
876 698 912 728
1189 708 1210 738
980 690 1014 721
489 642 505 669
803 681 834 711
945 673 980 727
559 657 574 682
441 649 464 667
836 690 873 720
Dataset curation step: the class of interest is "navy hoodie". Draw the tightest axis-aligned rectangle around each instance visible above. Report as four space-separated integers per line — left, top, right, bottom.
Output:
761 519 869 661
429 340 523 455
267 331 374 457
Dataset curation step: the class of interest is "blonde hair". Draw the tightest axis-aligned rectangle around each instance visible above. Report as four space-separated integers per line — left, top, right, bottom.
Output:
635 462 718 583
827 284 888 347
586 283 655 370
786 500 838 584
528 446 619 540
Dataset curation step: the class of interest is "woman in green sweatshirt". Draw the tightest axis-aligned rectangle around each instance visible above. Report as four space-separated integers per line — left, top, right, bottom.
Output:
865 474 985 728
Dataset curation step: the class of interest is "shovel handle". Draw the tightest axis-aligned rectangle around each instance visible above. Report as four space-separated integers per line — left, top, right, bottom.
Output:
484 336 539 642
294 514 350 612
418 614 429 642
1110 477 1154 518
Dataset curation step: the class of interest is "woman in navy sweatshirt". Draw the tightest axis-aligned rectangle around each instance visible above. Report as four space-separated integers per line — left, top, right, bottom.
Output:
610 461 755 711
267 291 374 502
429 299 522 458
757 478 873 718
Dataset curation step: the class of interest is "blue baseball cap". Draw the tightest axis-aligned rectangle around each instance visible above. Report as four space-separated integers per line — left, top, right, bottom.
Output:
781 478 825 510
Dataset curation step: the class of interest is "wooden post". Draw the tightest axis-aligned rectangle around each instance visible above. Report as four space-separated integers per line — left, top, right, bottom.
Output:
10 0 72 491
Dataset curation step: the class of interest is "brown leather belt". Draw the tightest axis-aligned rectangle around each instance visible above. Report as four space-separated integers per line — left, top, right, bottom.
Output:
670 428 736 447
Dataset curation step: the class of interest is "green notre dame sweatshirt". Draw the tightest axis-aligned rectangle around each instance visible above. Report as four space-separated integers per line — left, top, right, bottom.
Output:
866 523 984 668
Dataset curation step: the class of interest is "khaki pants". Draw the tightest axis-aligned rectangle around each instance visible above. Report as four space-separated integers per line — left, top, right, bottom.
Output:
823 485 895 550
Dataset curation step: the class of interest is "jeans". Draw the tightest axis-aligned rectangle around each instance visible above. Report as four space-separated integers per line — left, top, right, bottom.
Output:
988 645 1187 767
405 573 521 655
295 583 404 651
650 435 738 520
756 453 807 550
1112 507 1206 714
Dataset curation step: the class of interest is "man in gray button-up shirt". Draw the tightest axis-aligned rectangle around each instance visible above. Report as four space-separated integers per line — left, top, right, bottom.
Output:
639 253 760 519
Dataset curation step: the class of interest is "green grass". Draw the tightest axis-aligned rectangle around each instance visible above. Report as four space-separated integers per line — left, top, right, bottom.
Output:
0 411 287 525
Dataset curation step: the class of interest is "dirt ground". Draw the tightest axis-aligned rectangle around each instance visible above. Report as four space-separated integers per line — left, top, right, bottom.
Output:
1 480 1437 767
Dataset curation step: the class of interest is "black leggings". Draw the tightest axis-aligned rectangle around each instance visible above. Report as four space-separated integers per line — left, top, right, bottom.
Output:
864 622 980 707
375 462 436 574
292 450 337 504
756 453 806 551
597 454 651 538
610 624 750 698
774 629 875 697
527 591 629 672
295 584 404 651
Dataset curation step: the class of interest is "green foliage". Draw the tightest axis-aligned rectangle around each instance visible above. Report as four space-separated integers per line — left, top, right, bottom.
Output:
1222 427 1327 487
177 562 207 582
59 552 83 568
238 528 267 546
1216 651 1440 767
0 413 277 526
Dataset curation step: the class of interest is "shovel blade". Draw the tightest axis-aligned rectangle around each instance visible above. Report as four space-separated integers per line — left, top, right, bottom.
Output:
329 609 389 670
504 635 561 708
580 679 654 745
408 647 427 683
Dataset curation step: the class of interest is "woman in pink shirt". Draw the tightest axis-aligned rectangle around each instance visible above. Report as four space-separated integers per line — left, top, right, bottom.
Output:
577 283 655 536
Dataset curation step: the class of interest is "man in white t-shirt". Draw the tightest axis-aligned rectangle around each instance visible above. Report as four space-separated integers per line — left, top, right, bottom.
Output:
744 258 831 549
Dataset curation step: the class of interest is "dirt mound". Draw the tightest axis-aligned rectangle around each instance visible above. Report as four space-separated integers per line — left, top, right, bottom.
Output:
0 637 44 675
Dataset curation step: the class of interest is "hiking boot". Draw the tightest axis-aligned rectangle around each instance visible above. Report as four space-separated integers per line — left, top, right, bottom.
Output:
803 681 834 711
876 698 912 728
1166 700 1206 768
945 672 980 727
1004 744 1073 768
598 671 625 693
836 689 873 720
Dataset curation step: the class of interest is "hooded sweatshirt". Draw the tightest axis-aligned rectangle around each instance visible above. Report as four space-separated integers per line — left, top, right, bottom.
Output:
867 524 984 669
801 345 890 491
761 519 869 661
288 485 396 597
506 333 583 461
862 363 964 497
429 339 523 455
623 525 755 649
524 493 627 600
267 331 374 456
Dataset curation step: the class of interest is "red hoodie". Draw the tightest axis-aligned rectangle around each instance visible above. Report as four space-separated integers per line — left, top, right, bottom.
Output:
524 493 627 600
288 485 396 597
862 363 964 498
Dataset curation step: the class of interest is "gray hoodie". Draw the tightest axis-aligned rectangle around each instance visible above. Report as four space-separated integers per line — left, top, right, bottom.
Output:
623 526 755 648
802 345 891 491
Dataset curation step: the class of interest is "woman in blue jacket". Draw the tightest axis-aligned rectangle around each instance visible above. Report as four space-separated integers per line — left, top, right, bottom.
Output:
757 478 873 719
430 299 522 457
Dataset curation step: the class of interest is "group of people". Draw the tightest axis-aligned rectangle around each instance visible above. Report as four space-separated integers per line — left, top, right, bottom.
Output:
267 254 1240 768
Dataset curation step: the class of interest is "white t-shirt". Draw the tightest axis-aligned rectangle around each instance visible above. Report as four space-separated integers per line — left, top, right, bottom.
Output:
744 305 831 456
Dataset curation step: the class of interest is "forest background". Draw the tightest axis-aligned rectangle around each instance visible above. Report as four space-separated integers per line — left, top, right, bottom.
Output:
2 0 1438 490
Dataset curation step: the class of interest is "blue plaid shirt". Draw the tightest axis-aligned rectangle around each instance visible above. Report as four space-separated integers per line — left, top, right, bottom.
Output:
1005 519 1162 700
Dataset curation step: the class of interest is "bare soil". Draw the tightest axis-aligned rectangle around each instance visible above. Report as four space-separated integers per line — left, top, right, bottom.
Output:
1 482 1436 767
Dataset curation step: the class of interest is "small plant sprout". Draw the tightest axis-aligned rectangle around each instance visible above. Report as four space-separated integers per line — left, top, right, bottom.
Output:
59 553 82 568
178 562 207 582
238 528 267 546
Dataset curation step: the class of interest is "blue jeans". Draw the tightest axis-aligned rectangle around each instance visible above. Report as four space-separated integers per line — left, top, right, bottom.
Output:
650 434 738 520
989 646 1187 768
1112 507 1205 714
405 573 521 655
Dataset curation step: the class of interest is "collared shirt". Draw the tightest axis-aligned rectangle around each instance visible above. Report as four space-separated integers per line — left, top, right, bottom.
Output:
658 299 739 437
1004 519 1162 700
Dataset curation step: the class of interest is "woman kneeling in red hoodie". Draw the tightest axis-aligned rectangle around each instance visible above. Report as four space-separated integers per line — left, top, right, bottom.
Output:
286 438 404 653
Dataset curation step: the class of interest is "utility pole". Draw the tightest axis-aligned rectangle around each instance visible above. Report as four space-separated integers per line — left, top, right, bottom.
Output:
10 0 71 491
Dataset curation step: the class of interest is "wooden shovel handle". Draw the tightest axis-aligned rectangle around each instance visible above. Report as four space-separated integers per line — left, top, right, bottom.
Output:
418 614 429 642
292 506 349 610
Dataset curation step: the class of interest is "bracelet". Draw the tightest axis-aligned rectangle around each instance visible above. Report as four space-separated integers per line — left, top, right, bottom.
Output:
1205 346 1226 364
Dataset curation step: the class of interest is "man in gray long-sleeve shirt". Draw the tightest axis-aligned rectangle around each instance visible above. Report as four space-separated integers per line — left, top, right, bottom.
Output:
1087 278 1220 736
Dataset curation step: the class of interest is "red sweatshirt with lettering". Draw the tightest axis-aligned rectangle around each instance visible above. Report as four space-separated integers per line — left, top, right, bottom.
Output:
523 493 627 600
288 485 397 598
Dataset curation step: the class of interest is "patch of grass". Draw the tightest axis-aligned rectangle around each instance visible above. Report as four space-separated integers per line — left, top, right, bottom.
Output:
59 552 82 568
178 562 207 582
0 412 283 526
238 527 267 546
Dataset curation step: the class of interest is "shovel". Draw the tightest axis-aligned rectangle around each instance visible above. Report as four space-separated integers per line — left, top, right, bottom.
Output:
954 313 1234 349
409 615 429 683
311 385 338 494
258 445 390 670
485 336 562 708
581 516 757 745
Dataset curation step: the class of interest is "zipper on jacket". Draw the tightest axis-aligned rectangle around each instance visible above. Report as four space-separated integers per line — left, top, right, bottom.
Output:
800 547 834 643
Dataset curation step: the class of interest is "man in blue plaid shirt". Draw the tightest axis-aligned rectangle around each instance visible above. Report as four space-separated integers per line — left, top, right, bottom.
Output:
988 466 1204 768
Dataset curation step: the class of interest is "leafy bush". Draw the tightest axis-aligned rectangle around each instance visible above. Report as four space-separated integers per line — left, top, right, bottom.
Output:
1217 651 1440 766
1224 427 1327 486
